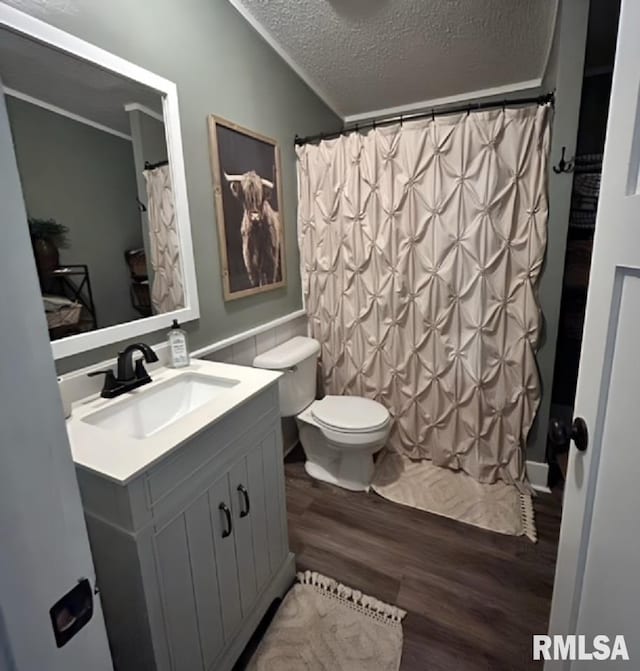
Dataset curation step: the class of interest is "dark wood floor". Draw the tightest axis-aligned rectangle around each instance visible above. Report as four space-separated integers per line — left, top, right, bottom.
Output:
285 448 563 671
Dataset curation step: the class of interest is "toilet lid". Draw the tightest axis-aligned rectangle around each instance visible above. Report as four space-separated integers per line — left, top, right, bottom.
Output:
311 395 390 433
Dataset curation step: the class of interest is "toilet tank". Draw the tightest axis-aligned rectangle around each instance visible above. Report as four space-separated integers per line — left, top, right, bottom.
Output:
253 336 320 417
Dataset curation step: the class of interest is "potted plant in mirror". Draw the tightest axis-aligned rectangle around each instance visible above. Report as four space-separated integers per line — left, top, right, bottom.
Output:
28 217 70 279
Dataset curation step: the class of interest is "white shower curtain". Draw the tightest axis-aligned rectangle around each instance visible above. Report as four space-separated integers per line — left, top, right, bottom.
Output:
296 104 551 486
143 165 184 313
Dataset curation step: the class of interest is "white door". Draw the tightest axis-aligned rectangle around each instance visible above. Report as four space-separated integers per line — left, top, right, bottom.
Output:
0 83 113 669
548 0 640 667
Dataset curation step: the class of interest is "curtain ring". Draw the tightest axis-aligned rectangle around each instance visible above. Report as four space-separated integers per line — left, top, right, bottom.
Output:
372 119 377 130
355 123 359 133
431 109 435 122
502 99 507 112
400 114 404 127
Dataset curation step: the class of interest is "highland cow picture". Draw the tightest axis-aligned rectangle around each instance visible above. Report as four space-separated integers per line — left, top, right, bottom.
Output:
208 116 286 300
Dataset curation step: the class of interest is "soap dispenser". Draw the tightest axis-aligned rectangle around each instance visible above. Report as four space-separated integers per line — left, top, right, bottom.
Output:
167 319 190 368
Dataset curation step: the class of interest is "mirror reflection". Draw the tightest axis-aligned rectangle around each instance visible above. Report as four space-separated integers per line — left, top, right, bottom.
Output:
1 27 184 342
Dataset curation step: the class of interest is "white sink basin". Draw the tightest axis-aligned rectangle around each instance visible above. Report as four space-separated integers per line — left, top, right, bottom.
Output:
83 372 240 439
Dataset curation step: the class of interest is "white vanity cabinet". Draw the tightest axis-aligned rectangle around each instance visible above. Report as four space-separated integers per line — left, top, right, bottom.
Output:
75 382 294 671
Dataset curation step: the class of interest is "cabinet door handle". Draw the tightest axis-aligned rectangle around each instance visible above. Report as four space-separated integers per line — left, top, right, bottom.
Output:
237 484 250 518
219 502 232 538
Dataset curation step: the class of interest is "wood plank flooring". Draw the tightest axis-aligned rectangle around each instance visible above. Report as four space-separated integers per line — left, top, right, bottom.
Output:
285 447 563 671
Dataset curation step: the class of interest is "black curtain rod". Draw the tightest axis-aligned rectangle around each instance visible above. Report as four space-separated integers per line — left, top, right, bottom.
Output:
144 159 169 170
294 92 555 147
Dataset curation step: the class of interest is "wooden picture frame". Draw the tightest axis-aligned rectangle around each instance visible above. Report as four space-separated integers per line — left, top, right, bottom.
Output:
208 115 286 301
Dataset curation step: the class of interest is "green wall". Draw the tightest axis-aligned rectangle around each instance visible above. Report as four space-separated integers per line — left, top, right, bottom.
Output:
5 0 341 373
7 96 143 330
525 0 590 463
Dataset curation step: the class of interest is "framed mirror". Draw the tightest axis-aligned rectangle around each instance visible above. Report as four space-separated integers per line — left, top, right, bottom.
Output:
0 6 199 359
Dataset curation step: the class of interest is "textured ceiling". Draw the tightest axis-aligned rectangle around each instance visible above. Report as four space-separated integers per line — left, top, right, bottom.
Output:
0 26 163 134
230 0 558 120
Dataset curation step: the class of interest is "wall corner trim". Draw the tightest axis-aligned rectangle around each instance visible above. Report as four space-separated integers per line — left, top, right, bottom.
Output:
4 87 132 141
342 79 543 125
226 0 343 119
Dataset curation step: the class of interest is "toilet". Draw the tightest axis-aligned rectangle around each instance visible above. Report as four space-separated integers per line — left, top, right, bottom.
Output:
253 336 390 491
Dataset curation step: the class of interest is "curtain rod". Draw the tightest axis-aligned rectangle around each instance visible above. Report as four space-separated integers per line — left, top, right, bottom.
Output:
144 159 169 170
294 92 555 147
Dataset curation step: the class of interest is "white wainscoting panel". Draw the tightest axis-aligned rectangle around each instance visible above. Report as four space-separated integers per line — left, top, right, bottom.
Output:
203 314 308 455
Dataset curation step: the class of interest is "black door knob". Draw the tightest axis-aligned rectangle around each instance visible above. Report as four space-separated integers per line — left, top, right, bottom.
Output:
570 417 589 452
549 417 588 453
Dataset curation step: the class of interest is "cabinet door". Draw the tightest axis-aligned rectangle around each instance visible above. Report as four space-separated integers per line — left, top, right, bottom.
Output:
261 429 288 572
227 430 288 617
245 440 273 593
208 474 243 642
151 423 287 671
184 494 225 669
153 474 245 671
154 493 224 671
228 458 258 615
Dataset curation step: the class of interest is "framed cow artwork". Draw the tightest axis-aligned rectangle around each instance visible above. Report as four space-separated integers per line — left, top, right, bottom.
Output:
207 115 286 301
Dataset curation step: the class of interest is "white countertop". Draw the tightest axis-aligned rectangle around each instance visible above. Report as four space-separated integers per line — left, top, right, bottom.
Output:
66 359 281 485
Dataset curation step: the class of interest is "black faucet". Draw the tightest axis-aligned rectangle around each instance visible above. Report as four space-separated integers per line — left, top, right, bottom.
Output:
88 342 159 399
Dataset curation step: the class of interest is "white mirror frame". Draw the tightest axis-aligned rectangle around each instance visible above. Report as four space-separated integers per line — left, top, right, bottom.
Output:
0 5 200 360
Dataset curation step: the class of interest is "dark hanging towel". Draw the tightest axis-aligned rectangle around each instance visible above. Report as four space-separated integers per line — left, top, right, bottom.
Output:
569 153 603 231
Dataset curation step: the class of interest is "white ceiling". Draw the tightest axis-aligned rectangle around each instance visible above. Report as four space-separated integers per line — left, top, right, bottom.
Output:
229 0 559 121
0 26 163 135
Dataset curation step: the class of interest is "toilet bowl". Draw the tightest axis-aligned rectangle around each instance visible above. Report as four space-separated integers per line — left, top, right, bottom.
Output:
253 337 390 491
296 396 390 491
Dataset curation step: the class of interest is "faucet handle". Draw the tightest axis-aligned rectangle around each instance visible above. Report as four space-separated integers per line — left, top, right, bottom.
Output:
134 358 152 383
88 369 119 396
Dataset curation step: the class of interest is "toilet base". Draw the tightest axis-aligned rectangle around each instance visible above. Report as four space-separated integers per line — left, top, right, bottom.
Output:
295 404 388 493
304 453 375 492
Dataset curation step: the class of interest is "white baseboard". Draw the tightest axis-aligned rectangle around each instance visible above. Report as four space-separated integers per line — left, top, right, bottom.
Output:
527 460 550 493
283 441 298 458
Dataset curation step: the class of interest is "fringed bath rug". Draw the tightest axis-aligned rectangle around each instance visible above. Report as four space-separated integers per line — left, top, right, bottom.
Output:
372 451 537 542
246 571 406 671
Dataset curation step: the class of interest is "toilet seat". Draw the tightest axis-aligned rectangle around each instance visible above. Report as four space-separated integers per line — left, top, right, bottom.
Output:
311 395 390 434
